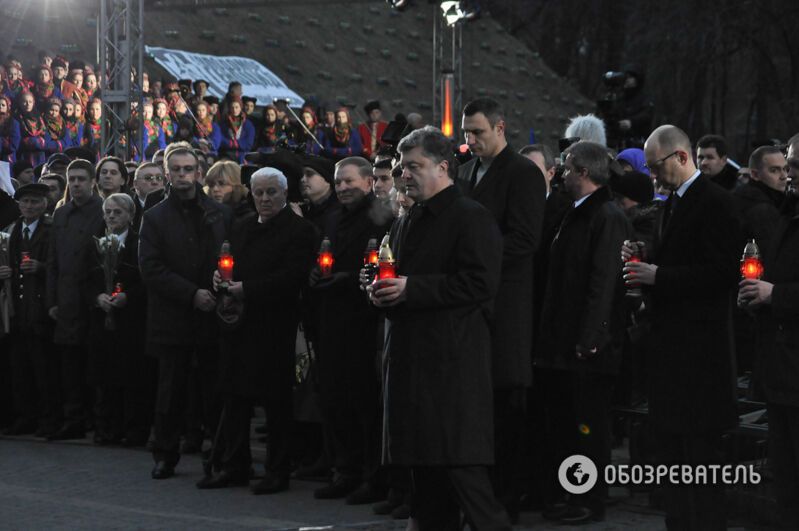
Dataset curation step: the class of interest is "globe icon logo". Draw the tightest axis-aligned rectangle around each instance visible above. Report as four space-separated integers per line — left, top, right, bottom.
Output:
558 455 598 495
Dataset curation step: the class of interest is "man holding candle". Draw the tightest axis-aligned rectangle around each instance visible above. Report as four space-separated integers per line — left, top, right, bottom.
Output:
369 126 510 530
737 133 799 527
622 125 741 529
1 183 58 437
139 141 232 479
198 168 316 493
309 156 390 503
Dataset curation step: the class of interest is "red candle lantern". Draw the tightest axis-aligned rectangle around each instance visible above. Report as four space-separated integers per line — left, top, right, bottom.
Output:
20 251 31 263
318 237 334 278
625 241 646 299
740 239 763 280
364 238 379 267
111 282 123 298
218 240 234 286
377 234 396 280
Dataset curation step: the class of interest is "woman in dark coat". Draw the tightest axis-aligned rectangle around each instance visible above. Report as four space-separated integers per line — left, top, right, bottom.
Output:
84 192 153 446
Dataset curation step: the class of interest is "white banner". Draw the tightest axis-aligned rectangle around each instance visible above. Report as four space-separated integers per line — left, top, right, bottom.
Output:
146 46 303 107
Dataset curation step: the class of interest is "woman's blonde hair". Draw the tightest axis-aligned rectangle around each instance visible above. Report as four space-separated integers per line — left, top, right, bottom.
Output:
203 160 248 204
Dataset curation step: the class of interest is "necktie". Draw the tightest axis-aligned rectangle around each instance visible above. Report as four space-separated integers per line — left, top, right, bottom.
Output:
468 161 481 192
23 227 30 242
664 193 680 228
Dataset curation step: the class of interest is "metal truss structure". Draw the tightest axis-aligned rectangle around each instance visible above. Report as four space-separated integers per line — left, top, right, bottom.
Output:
98 0 144 159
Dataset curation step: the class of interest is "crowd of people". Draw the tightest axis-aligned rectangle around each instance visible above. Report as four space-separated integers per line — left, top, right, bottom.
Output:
1 50 799 531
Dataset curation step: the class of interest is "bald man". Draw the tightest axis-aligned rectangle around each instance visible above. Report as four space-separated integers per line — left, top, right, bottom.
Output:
622 125 741 530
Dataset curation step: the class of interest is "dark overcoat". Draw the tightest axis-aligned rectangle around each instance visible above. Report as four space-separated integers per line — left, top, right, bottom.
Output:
9 215 52 334
383 185 503 466
536 187 631 373
138 184 231 347
47 195 104 345
755 196 799 407
313 193 391 394
84 228 147 387
646 176 742 435
218 208 317 397
457 144 545 388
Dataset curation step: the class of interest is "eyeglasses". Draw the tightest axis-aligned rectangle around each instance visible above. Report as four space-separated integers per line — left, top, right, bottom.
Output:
645 151 679 172
169 165 196 174
139 174 163 182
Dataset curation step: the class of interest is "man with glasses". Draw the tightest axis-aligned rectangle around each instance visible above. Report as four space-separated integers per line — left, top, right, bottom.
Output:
139 141 232 479
622 125 741 529
131 162 164 229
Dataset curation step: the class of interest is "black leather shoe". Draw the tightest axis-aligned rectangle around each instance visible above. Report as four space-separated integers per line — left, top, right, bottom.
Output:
313 475 360 499
151 461 175 479
346 482 385 505
196 470 248 489
46 425 86 441
251 474 289 495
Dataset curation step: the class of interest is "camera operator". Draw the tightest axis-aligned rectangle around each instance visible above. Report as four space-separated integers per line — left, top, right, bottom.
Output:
597 68 653 151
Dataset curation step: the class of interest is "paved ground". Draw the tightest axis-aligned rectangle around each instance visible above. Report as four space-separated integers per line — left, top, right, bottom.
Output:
0 435 764 530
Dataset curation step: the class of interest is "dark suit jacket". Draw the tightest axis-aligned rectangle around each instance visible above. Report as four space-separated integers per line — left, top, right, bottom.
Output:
646 175 742 435
47 195 105 345
457 144 546 388
218 208 317 398
384 185 503 465
756 196 799 407
536 186 631 373
138 183 231 346
9 215 52 334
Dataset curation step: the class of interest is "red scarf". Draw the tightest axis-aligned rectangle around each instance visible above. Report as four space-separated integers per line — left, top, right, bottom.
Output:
45 113 64 138
261 122 278 145
65 117 81 142
157 115 174 140
34 81 54 101
334 124 351 146
195 115 214 138
17 110 45 138
144 118 160 144
227 113 245 137
84 115 101 144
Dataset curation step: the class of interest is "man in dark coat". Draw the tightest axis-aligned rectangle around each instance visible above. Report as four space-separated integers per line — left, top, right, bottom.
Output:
197 168 316 493
733 145 788 257
732 145 787 376
139 142 232 479
46 159 105 440
296 154 340 240
0 184 59 437
309 156 391 503
369 126 510 530
535 141 632 524
738 134 799 527
458 97 546 516
697 134 740 191
623 125 741 530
